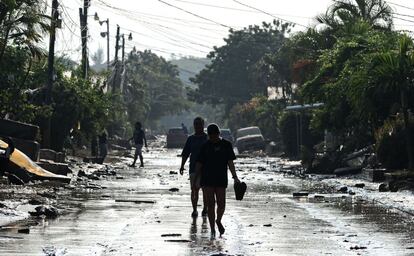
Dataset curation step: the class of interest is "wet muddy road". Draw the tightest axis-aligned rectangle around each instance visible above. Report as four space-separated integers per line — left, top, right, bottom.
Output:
1 147 414 255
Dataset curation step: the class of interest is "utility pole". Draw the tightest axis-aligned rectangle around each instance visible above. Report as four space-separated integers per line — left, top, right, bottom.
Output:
79 0 90 80
121 34 125 63
105 19 110 70
43 0 59 148
114 25 120 62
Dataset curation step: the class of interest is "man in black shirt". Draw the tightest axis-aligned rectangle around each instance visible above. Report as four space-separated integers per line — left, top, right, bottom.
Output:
196 123 240 239
180 117 208 217
129 122 148 168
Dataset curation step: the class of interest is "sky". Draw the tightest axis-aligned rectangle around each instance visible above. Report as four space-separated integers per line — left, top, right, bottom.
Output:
52 0 414 62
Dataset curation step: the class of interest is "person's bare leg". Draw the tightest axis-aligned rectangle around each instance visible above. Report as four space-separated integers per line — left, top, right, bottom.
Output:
131 150 138 167
191 186 199 213
202 188 208 216
215 187 226 235
204 187 216 237
139 154 144 167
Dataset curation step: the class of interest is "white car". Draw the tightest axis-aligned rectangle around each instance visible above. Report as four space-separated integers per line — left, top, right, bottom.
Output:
235 126 265 153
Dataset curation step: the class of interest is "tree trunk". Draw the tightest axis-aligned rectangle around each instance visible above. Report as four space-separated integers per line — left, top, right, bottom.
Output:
0 13 12 63
401 89 414 170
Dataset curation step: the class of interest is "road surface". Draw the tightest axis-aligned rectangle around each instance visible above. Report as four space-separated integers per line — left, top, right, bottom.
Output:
0 145 414 255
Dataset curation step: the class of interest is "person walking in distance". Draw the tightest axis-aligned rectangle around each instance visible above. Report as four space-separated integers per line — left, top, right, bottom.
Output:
180 117 208 217
195 123 240 239
129 122 148 168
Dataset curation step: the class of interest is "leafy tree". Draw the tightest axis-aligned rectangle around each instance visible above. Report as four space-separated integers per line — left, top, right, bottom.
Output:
91 48 104 66
0 0 48 62
124 49 188 129
190 20 293 113
317 0 393 30
301 21 397 151
370 35 414 169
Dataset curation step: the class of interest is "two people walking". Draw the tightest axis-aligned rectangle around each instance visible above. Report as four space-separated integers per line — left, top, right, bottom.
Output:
180 117 240 239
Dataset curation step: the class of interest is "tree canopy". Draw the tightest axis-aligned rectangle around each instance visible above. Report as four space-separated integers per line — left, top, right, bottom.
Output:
190 20 293 113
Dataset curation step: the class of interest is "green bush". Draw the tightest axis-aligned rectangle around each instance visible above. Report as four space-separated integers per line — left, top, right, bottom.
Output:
375 118 414 169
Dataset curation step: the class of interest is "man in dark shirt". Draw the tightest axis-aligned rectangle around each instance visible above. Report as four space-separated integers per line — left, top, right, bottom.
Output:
129 122 148 168
196 123 240 239
180 117 208 217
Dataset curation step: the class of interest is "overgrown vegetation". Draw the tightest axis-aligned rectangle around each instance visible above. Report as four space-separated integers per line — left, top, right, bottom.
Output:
0 1 188 151
191 0 414 169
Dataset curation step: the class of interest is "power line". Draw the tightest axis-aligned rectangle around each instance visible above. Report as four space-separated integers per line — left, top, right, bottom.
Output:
387 1 414 11
94 0 232 35
113 24 210 54
157 0 233 29
394 16 414 24
170 0 312 19
393 12 414 19
231 0 308 28
95 0 232 29
124 43 205 57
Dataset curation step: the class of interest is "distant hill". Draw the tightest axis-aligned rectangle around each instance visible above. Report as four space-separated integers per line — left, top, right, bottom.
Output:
170 57 210 89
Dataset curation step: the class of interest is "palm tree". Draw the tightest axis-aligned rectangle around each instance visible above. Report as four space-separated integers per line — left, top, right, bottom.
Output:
373 35 414 170
0 0 49 62
317 0 393 30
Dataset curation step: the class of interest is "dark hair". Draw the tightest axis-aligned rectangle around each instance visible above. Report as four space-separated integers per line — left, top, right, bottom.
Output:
135 122 142 128
207 123 220 135
193 117 204 125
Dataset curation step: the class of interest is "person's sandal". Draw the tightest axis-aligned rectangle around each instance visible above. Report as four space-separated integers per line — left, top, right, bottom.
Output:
216 220 225 235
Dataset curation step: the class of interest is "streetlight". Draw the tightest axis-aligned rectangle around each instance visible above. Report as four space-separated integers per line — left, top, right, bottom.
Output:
95 12 110 71
120 32 133 62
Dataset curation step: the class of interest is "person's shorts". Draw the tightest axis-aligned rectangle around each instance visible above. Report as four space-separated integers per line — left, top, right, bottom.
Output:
134 144 143 155
189 172 201 189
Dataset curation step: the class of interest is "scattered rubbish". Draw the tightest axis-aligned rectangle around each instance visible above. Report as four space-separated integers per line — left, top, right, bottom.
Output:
338 186 348 193
348 191 356 196
28 198 43 205
29 205 59 218
0 139 71 183
314 195 325 199
293 192 309 197
115 199 155 204
7 173 25 185
263 224 272 227
161 233 182 237
355 183 365 188
42 246 67 256
169 188 179 192
164 239 191 243
362 168 386 182
379 183 389 192
169 171 178 175
17 228 30 234
350 246 367 250
116 176 124 180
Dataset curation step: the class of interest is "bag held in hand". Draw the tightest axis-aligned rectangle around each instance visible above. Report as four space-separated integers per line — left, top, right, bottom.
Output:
234 181 247 201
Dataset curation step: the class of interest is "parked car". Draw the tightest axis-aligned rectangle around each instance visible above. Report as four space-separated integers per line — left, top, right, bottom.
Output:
220 129 234 145
166 127 188 148
203 128 234 144
235 126 265 153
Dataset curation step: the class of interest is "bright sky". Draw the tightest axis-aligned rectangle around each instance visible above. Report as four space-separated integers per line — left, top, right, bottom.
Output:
53 0 414 62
